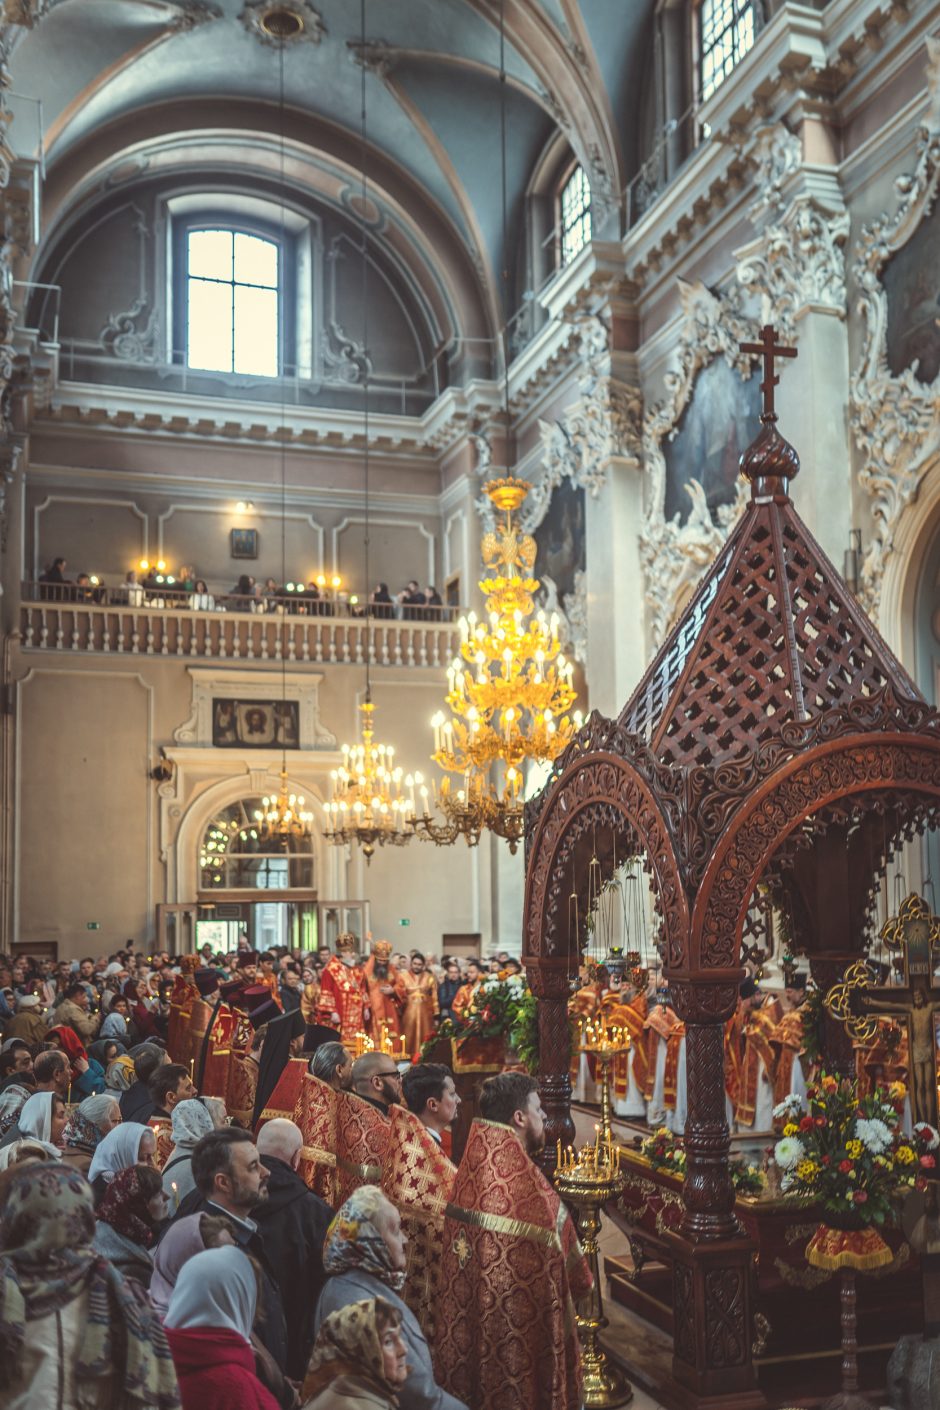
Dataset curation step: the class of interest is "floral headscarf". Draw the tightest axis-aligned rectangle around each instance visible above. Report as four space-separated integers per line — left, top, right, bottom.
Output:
62 1109 102 1155
96 1165 159 1249
169 1099 214 1150
304 1297 404 1403
0 1164 179 1408
323 1186 406 1293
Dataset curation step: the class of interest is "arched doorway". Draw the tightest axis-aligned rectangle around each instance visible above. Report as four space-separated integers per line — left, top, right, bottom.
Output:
197 793 317 952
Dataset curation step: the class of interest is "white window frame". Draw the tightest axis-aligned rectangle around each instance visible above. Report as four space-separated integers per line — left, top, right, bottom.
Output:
558 164 592 268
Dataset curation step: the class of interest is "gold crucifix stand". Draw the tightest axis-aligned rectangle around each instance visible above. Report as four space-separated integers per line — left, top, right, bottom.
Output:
825 892 940 1131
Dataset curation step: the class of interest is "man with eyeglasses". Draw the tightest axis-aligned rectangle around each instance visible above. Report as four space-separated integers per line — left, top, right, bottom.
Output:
350 1050 403 1117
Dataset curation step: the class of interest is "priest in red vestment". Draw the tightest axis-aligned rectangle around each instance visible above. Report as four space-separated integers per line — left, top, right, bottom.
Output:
362 939 402 1045
334 1076 391 1206
436 1073 592 1410
294 1068 340 1204
383 1069 457 1336
316 933 369 1044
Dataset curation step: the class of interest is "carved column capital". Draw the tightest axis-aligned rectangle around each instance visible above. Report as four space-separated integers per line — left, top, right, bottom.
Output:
668 978 739 1026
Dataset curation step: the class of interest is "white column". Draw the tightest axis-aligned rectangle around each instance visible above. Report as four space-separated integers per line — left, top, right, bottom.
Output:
584 460 648 717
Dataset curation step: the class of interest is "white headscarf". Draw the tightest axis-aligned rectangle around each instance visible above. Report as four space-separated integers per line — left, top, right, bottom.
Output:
164 1246 257 1342
16 1091 62 1157
87 1120 151 1184
170 1099 214 1149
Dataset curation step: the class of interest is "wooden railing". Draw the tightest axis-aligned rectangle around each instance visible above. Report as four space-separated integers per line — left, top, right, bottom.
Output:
19 594 462 667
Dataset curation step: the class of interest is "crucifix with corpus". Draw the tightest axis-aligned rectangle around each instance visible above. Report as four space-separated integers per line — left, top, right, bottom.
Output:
825 892 940 1131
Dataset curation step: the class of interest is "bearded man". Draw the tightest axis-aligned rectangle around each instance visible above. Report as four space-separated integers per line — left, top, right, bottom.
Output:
316 932 369 1044
362 939 402 1045
395 952 438 1059
436 1073 592 1410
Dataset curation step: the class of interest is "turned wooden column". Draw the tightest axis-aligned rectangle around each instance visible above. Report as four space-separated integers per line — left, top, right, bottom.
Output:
527 955 576 1174
666 978 759 1404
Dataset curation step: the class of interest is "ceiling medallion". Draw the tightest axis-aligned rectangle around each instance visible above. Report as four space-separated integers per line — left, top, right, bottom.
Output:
239 0 325 46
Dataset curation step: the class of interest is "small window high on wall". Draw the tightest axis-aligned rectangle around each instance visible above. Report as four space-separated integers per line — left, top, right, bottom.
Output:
559 165 592 267
699 0 756 102
186 228 280 376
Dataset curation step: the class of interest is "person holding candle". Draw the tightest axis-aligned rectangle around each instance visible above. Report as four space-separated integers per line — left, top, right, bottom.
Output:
394 954 438 1060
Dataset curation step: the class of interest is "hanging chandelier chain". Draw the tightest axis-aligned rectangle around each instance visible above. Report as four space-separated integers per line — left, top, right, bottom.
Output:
360 0 372 701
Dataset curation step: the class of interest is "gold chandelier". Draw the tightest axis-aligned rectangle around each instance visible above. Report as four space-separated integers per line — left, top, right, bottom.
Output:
324 700 414 860
255 767 314 845
410 476 582 853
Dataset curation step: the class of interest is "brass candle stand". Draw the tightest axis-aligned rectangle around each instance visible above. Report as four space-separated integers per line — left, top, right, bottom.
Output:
555 1133 631 1408
352 1025 409 1060
563 1021 633 1409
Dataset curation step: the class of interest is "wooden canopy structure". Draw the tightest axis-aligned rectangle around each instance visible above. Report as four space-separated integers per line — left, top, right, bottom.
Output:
523 335 940 1404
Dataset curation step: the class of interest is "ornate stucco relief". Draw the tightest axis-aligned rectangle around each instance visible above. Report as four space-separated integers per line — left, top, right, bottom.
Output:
849 38 940 617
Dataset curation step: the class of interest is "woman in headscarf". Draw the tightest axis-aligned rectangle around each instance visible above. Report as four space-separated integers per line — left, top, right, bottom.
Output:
61 1092 122 1174
92 1163 168 1288
16 1090 66 1156
45 1023 107 1096
315 1187 466 1410
164 1245 280 1410
90 1036 126 1069
88 1120 157 1204
0 1075 32 1138
162 1099 215 1203
150 1212 235 1321
101 1008 131 1042
107 1052 138 1091
303 1298 409 1410
0 1163 180 1410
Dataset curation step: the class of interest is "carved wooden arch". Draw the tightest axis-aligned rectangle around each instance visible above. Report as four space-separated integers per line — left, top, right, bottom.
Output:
690 733 940 974
523 749 689 973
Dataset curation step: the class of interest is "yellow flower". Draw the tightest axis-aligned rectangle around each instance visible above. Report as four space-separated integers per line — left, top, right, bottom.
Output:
822 1076 838 1094
783 1123 799 1137
896 1145 915 1165
796 1159 819 1183
845 1140 863 1159
889 1081 907 1101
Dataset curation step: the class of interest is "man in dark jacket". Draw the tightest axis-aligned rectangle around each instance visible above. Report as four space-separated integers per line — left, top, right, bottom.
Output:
172 1128 292 1405
255 1117 334 1379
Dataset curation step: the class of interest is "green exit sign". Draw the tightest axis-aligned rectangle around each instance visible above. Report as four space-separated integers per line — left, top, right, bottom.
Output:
399 918 411 927
86 922 100 930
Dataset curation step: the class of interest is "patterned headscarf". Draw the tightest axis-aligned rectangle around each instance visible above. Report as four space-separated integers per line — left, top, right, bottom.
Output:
304 1297 404 1402
0 1164 179 1408
62 1109 102 1155
323 1186 406 1293
107 1055 137 1091
96 1165 159 1249
0 1083 30 1137
169 1099 214 1151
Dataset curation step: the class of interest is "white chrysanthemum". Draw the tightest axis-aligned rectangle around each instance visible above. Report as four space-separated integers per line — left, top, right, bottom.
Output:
856 1117 892 1153
483 978 501 992
774 1136 804 1170
773 1096 802 1120
914 1123 940 1150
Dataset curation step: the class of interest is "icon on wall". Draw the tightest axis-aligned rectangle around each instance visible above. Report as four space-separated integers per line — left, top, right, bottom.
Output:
231 528 259 560
213 698 300 748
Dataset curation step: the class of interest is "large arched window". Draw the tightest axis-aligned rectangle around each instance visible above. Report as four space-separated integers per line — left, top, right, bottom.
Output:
698 0 757 102
199 797 313 892
559 165 592 267
186 228 281 376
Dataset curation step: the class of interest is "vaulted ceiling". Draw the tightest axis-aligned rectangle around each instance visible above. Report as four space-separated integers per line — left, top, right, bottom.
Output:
9 0 656 336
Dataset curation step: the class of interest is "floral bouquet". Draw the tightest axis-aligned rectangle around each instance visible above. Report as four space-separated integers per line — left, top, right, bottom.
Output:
772 1074 930 1227
642 1127 764 1196
420 974 539 1073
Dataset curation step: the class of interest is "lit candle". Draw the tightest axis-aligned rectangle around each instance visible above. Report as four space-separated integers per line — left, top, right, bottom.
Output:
171 1181 179 1212
556 1138 562 1168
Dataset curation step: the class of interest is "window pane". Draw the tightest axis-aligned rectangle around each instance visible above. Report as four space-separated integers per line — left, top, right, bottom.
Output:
700 0 755 101
188 277 233 372
188 229 233 281
234 284 278 376
560 165 592 267
234 232 279 288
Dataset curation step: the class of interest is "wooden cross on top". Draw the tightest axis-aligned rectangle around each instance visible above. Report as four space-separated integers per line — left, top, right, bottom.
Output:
740 324 797 422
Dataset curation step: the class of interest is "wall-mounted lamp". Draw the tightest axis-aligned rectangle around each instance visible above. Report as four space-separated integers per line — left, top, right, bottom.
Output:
235 501 255 514
149 750 174 784
843 528 862 596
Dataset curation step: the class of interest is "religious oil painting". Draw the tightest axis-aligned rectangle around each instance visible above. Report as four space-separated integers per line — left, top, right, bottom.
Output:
213 698 299 748
230 527 259 559
663 356 761 525
533 476 586 609
881 200 940 385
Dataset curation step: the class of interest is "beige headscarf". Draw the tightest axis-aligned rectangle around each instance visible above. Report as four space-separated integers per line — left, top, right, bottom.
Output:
303 1297 403 1403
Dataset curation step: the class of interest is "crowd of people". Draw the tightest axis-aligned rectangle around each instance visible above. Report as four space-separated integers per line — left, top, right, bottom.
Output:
0 938 584 1409
36 559 453 622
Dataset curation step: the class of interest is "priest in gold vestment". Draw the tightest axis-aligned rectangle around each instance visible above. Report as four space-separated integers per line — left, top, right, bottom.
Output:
395 952 438 1058
436 1072 592 1410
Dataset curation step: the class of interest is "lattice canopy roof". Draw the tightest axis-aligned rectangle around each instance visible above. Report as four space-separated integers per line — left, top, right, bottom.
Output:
619 423 922 768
